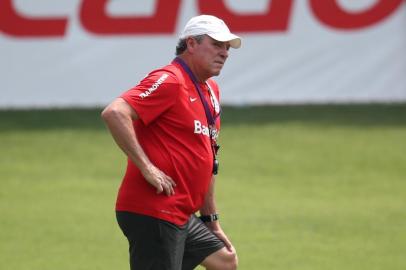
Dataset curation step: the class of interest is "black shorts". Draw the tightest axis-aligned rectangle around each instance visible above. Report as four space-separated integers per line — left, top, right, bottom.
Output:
116 211 225 270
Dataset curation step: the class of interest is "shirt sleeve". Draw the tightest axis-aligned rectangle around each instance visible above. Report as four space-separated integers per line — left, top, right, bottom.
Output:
120 69 179 125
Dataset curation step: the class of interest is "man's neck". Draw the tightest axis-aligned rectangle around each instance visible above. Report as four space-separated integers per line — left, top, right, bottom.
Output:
177 55 208 83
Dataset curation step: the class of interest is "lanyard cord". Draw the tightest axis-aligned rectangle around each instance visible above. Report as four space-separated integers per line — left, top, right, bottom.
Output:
174 57 218 125
174 57 220 162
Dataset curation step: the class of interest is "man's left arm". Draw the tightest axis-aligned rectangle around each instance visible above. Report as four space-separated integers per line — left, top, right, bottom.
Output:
199 176 236 253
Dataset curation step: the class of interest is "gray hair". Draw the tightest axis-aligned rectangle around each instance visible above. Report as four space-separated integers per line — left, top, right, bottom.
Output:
175 35 205 55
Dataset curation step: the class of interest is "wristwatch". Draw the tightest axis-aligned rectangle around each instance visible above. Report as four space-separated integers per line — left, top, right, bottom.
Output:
199 214 219 222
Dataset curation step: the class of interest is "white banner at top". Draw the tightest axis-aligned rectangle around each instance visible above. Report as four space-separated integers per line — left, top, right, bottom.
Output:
1 0 405 108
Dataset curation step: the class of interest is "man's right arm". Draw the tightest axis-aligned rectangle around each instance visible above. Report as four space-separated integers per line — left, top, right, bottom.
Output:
101 98 176 196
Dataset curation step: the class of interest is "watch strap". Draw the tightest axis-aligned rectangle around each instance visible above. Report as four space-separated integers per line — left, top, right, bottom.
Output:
199 214 219 222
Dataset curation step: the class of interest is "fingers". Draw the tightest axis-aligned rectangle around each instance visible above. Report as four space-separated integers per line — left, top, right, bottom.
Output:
167 175 176 187
212 230 234 253
219 234 233 252
224 240 234 253
144 165 176 196
155 183 164 194
158 176 176 196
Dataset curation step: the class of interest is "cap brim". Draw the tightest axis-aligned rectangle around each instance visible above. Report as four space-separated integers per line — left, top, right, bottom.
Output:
207 33 242 49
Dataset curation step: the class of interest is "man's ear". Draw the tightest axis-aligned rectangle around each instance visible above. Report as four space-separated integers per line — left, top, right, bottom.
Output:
186 37 198 53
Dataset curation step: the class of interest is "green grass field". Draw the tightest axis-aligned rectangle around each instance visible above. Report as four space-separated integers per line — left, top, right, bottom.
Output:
1 105 405 270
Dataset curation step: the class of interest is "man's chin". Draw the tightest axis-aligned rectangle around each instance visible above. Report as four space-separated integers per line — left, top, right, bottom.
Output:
211 69 221 77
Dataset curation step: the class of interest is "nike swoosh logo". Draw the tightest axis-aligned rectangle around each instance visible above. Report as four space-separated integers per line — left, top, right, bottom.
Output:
190 97 198 102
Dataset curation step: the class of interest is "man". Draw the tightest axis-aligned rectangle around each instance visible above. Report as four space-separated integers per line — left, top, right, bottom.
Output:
101 14 241 270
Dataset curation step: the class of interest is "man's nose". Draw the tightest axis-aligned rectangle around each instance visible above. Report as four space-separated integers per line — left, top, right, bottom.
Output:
220 46 229 59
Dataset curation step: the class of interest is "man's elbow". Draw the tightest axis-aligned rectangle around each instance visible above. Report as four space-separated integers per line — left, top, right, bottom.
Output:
101 105 112 122
101 99 136 123
101 102 121 123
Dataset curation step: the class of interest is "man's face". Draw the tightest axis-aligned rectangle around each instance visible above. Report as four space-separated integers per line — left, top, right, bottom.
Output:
190 35 230 79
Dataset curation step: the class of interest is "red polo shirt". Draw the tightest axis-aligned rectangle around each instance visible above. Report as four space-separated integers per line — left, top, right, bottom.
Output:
116 60 221 225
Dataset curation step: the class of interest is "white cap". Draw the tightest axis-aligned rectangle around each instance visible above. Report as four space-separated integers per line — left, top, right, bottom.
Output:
180 15 241 49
